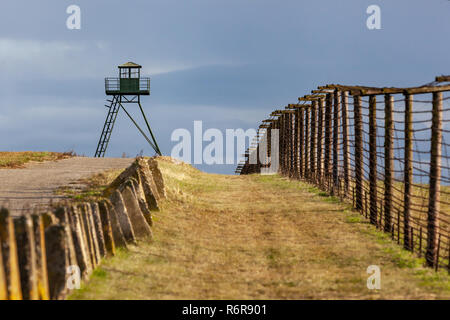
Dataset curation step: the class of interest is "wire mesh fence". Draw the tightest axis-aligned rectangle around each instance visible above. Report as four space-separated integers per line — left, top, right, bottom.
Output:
237 76 450 271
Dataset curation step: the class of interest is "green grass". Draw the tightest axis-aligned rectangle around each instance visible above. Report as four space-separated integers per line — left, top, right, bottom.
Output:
0 151 74 168
69 158 450 300
55 169 123 203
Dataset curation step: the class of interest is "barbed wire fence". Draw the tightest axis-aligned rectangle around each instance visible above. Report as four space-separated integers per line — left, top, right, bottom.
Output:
237 75 450 271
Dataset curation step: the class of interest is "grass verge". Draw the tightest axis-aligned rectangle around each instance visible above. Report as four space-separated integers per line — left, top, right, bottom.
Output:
55 169 123 203
0 151 74 168
69 158 450 299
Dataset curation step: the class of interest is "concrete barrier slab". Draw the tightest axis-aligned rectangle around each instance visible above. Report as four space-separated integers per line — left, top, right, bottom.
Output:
91 203 106 258
120 182 152 239
148 158 166 199
98 201 116 256
68 206 92 277
0 208 22 300
131 178 153 227
110 190 136 244
105 201 128 249
78 204 97 269
31 214 49 300
14 216 39 300
0 226 8 300
44 225 67 300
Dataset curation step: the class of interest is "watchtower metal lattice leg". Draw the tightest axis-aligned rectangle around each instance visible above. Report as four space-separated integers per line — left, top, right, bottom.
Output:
94 95 120 158
95 95 162 157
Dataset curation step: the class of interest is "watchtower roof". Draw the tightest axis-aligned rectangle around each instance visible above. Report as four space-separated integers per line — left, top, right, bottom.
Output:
118 61 142 68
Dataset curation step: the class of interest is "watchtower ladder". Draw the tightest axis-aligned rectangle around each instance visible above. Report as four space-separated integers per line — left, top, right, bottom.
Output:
94 95 120 158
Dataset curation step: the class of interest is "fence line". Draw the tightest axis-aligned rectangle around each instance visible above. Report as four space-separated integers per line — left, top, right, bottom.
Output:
237 75 450 271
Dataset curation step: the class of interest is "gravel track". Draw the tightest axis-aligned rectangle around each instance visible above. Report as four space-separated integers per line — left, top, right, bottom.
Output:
0 157 134 216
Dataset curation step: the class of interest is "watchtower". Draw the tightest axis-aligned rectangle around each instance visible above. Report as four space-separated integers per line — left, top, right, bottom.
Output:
94 62 162 157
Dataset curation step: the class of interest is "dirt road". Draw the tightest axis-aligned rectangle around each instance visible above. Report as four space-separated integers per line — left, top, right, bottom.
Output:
0 157 133 216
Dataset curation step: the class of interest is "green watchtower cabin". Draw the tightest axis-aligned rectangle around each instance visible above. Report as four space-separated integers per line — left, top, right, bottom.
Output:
95 62 162 157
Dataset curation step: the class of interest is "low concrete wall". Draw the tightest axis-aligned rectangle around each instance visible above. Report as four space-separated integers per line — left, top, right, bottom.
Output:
0 157 165 300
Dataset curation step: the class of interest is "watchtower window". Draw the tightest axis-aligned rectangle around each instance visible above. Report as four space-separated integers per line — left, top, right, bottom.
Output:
120 68 140 79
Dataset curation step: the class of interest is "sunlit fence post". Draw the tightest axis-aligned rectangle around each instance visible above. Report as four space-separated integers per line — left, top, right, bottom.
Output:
384 94 394 233
311 100 317 182
317 98 324 185
426 91 442 268
403 93 413 250
332 90 340 194
294 107 300 178
353 95 363 211
304 106 310 180
299 107 304 179
324 94 333 190
289 111 295 177
369 95 378 226
280 112 286 175
341 91 350 193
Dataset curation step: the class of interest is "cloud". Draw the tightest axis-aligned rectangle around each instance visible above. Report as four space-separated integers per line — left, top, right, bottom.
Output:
0 38 82 60
0 37 237 81
0 38 92 77
141 60 236 76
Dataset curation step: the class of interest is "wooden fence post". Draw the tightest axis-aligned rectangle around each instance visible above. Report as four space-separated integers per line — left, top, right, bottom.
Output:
384 94 394 232
317 98 324 184
369 95 378 226
257 128 263 172
435 235 441 271
281 113 286 175
341 91 350 193
297 109 301 179
285 113 290 176
324 93 333 188
267 123 272 170
285 112 291 177
304 106 310 179
299 108 304 179
311 101 317 182
286 113 290 176
293 109 299 178
354 95 363 211
426 91 442 267
286 112 291 176
280 113 285 175
403 93 413 250
419 227 423 257
289 110 295 178
277 117 282 174
276 115 281 175
333 90 340 192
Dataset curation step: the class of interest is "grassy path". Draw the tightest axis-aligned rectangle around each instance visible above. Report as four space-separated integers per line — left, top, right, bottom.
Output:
70 158 450 299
